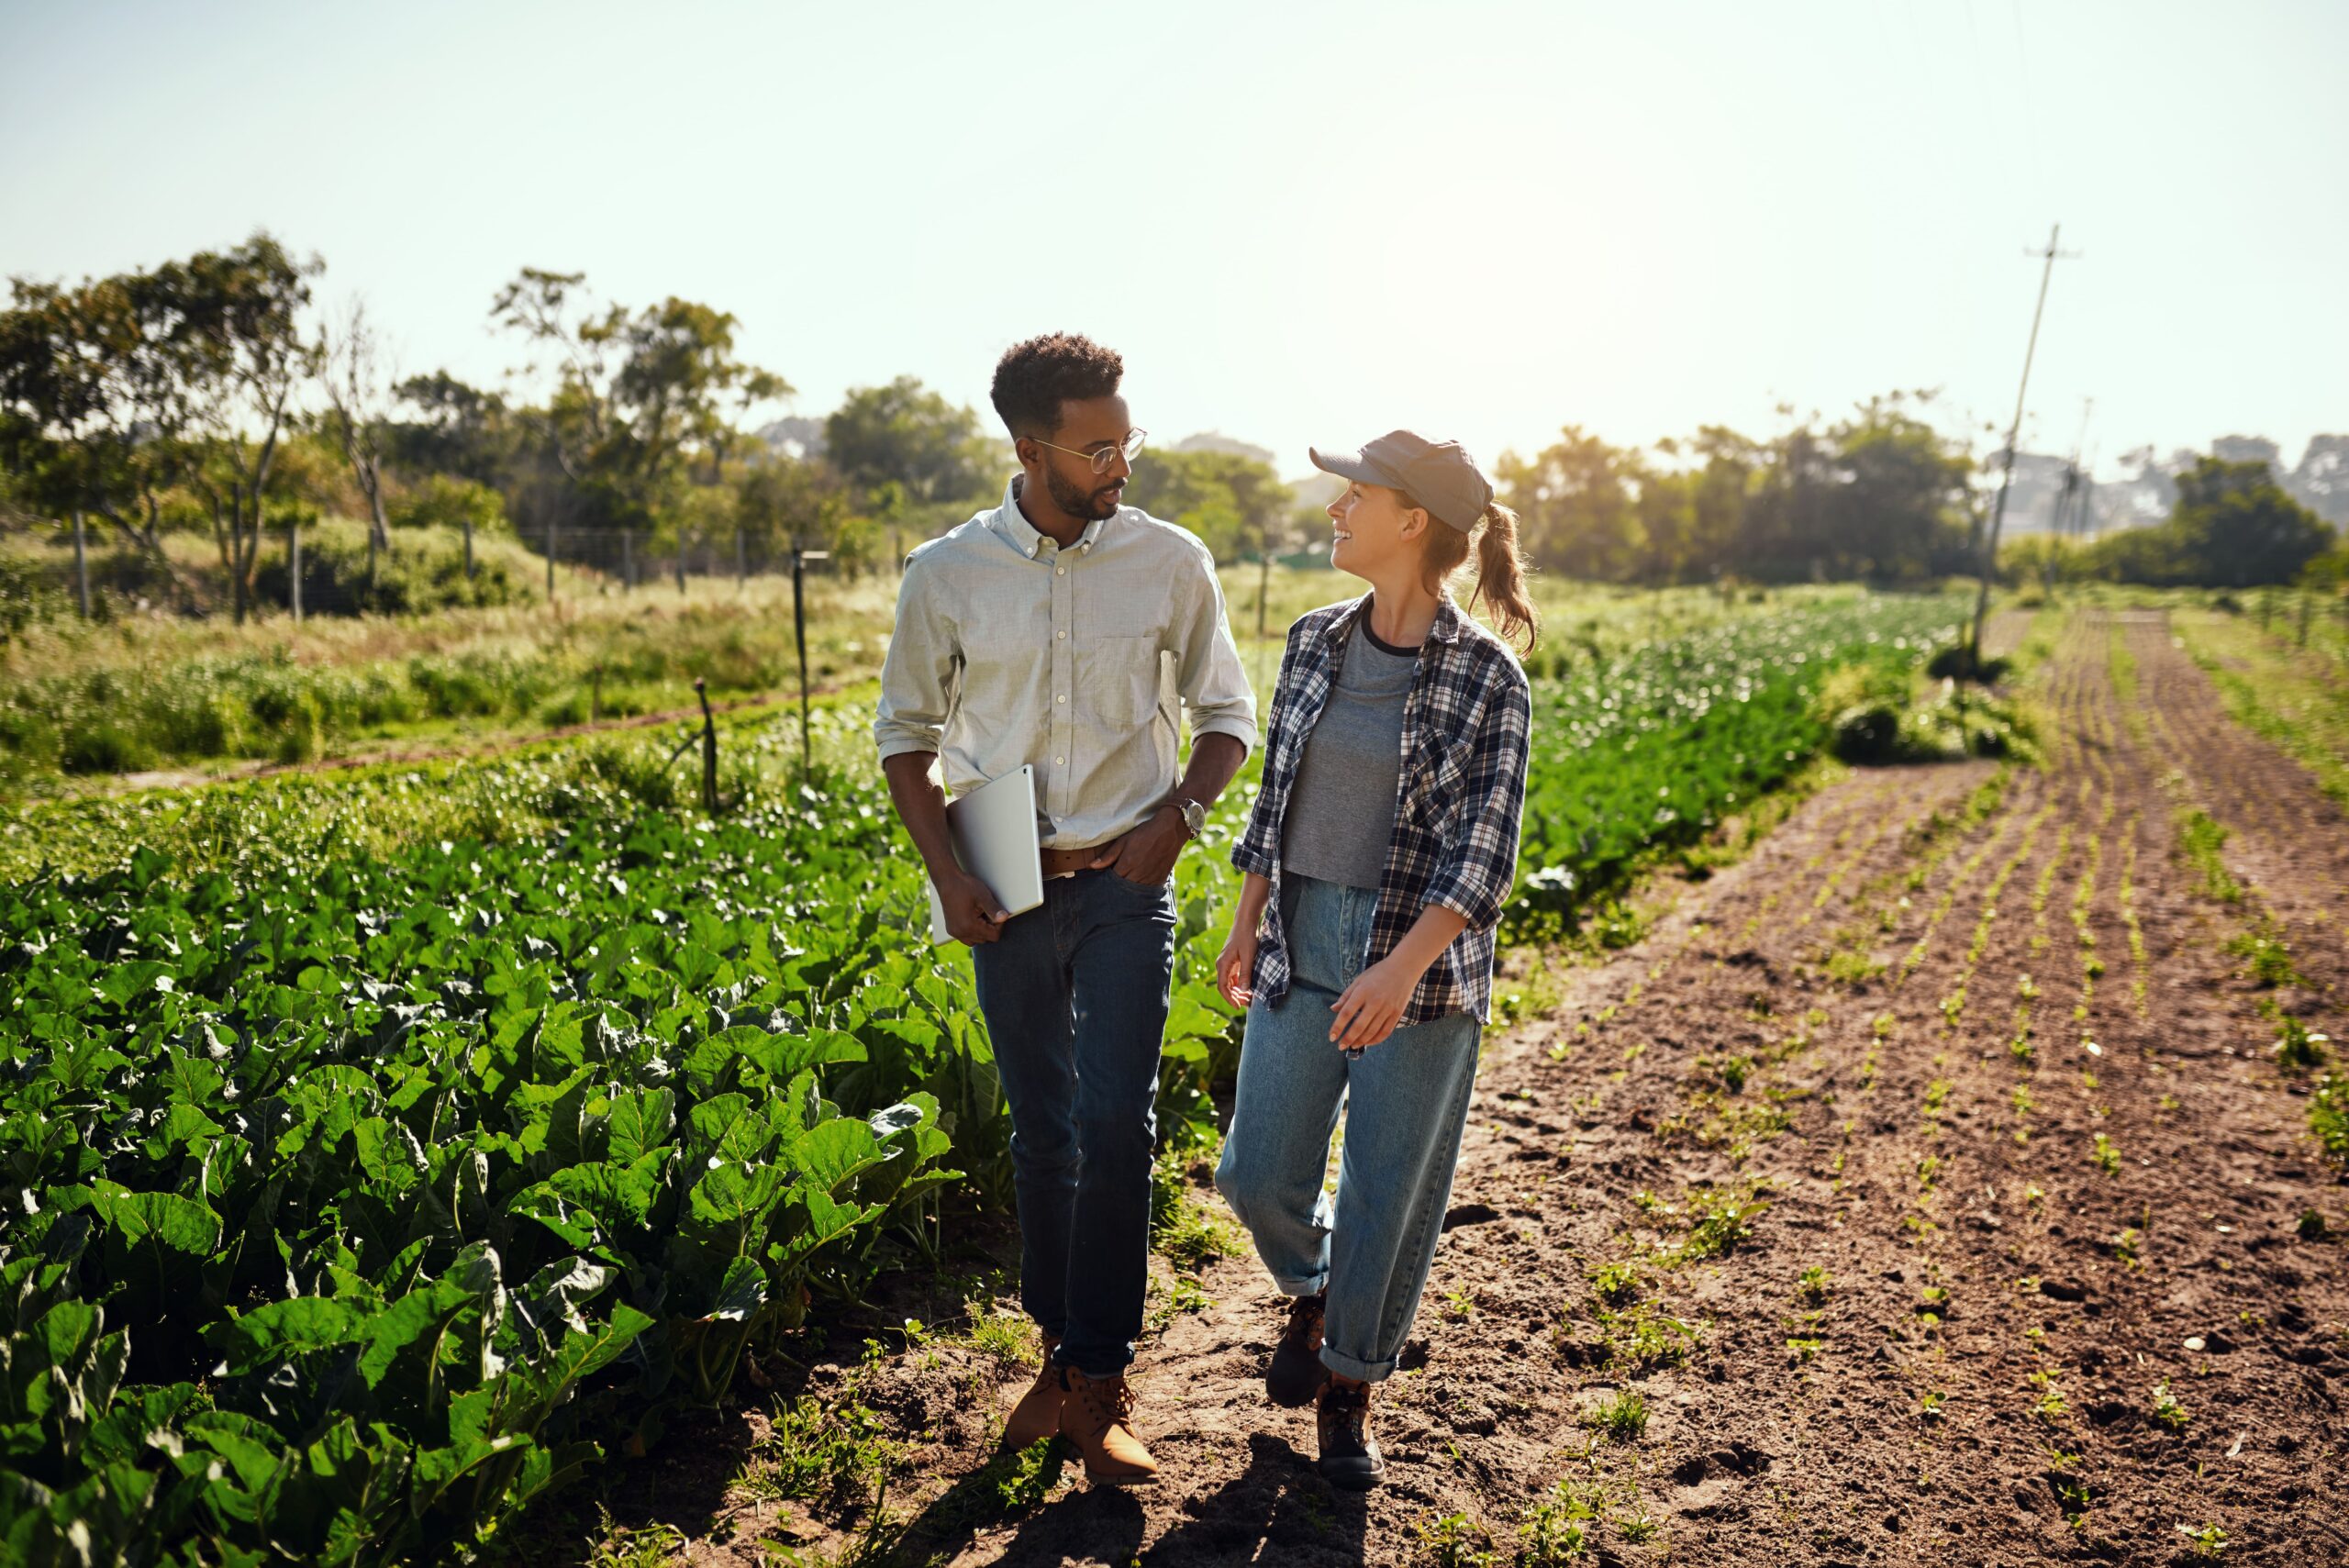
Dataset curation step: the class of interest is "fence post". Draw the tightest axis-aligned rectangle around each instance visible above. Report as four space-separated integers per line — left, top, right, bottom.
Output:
675 537 687 595
792 541 829 774
695 676 719 815
463 515 475 580
2299 592 2311 649
622 528 634 591
736 528 747 590
72 510 91 618
289 517 303 624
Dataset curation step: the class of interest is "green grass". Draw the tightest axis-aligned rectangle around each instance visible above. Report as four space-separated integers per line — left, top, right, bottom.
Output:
2173 605 2349 812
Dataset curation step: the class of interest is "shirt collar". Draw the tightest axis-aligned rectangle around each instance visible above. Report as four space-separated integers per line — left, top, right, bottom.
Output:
1326 591 1465 649
990 473 1108 560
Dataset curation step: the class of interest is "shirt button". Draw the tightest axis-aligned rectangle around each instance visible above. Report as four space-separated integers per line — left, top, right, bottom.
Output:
1055 755 1065 765
1056 694 1067 704
1056 630 1066 639
1055 566 1065 576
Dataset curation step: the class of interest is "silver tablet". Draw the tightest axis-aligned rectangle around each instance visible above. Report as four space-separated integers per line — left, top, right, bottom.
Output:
926 764 1047 944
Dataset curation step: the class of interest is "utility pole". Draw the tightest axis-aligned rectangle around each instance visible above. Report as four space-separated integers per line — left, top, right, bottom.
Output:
1971 224 2079 668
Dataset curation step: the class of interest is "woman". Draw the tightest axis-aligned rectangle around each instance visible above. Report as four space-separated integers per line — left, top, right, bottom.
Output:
1214 429 1535 1492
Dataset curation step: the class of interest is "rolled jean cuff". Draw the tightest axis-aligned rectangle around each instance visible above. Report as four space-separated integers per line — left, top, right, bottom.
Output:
1056 1341 1136 1379
1272 1270 1328 1299
1319 1343 1398 1385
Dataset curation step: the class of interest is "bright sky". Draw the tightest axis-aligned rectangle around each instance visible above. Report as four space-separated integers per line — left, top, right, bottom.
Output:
5 0 2343 483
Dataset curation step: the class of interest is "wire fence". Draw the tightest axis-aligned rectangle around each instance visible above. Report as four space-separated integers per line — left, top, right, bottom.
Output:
21 514 861 624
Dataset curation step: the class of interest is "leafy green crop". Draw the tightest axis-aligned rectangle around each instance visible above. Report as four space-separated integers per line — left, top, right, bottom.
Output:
1514 595 1968 919
0 590 1966 1562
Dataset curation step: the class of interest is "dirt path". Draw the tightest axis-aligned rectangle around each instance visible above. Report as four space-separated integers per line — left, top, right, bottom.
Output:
597 606 2346 1568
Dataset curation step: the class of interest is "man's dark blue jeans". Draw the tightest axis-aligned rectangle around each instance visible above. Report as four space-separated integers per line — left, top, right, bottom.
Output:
969 864 1175 1378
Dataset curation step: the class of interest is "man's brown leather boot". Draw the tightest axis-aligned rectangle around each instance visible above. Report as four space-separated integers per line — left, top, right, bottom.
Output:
999 1334 1063 1451
1056 1364 1159 1484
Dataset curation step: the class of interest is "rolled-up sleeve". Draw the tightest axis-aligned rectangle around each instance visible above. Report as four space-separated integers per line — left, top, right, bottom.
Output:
1173 554 1257 752
874 559 956 762
1421 671 1531 932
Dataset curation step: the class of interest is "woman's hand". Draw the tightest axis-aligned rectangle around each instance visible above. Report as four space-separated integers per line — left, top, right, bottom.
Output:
1216 923 1259 1011
1328 953 1421 1051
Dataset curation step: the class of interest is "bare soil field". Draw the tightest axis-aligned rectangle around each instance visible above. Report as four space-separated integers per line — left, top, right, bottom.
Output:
557 606 2345 1568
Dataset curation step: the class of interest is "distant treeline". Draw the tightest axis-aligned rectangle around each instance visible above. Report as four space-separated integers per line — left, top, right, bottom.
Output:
2003 456 2340 590
5 231 2339 625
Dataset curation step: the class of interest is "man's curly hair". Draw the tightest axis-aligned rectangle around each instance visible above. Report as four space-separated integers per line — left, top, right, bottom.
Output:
989 332 1123 439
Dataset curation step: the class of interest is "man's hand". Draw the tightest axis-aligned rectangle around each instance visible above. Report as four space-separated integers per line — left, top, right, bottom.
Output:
938 868 1013 946
1093 805 1189 886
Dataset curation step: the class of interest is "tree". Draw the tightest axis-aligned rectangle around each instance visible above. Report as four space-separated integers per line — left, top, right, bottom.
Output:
319 295 395 582
1819 397 1975 582
1498 427 1644 581
1122 447 1291 558
2083 456 2332 587
823 376 998 561
387 370 514 484
489 269 788 552
166 234 325 624
0 264 206 598
736 451 877 573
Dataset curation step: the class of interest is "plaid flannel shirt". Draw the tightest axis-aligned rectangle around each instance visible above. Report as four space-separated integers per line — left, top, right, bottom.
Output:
1232 592 1531 1027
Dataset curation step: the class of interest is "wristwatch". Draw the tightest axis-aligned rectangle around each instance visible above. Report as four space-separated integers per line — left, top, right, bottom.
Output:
1167 795 1207 840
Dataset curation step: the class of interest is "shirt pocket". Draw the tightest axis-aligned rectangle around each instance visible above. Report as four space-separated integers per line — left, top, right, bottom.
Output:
1080 634 1163 728
1406 731 1475 834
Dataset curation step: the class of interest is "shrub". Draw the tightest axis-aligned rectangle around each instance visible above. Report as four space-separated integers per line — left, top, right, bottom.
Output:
250 518 537 616
391 473 513 537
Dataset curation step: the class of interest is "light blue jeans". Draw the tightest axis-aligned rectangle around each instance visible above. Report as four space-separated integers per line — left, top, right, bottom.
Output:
1214 873 1483 1383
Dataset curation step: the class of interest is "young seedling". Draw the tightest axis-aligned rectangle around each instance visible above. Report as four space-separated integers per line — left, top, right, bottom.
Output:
2274 1016 2327 1072
1412 1511 1497 1568
1584 1388 1649 1441
1591 1258 1642 1304
2176 1522 2227 1560
2091 1133 2121 1176
2150 1380 2190 1432
1516 1482 1597 1564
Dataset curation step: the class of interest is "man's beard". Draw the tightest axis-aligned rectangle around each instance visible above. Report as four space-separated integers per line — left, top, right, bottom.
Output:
1044 464 1121 521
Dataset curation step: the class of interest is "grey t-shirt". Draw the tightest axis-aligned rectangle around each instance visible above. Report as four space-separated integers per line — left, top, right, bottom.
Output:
1279 621 1419 889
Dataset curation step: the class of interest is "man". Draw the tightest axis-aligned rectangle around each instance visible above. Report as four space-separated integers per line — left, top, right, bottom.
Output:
874 332 1255 1484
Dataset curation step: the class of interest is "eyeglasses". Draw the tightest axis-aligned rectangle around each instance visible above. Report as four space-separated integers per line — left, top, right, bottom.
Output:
1030 428 1147 475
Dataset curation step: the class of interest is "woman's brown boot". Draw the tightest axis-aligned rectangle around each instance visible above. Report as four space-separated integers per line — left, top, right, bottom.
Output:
1316 1376 1383 1491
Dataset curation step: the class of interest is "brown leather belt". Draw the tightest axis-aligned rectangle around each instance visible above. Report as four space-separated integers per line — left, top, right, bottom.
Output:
1040 844 1111 877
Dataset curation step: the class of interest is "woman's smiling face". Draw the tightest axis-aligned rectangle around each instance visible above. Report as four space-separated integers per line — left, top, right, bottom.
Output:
1326 480 1426 580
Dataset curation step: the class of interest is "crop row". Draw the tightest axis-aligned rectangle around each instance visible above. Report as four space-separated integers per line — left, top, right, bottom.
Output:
1516 594 1971 921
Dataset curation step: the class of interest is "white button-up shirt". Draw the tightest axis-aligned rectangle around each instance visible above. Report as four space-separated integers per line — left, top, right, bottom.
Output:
874 474 1258 850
